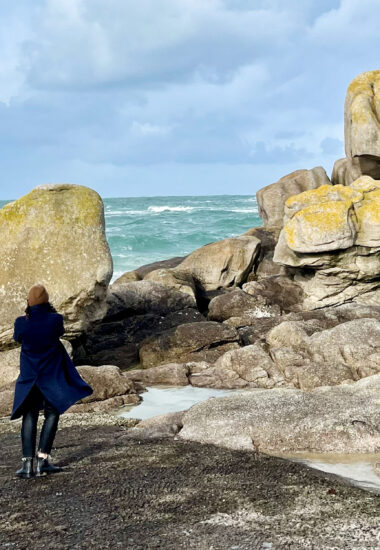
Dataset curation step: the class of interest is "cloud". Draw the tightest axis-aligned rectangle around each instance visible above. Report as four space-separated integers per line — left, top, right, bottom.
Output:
0 0 378 198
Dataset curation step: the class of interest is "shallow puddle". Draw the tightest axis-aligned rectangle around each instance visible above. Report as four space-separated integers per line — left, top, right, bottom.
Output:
280 452 380 494
117 385 232 420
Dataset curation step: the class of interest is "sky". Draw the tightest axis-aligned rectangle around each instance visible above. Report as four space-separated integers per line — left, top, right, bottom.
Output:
0 0 379 199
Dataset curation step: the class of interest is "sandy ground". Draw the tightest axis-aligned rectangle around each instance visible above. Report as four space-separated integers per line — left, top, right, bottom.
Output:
0 415 379 550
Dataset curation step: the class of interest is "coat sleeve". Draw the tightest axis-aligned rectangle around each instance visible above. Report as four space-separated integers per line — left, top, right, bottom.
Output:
13 318 23 343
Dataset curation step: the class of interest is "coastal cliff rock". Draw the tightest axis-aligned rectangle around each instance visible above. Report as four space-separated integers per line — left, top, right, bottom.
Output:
179 374 380 454
256 167 330 228
0 184 112 348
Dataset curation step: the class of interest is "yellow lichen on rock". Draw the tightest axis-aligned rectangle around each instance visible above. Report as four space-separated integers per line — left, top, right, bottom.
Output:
284 200 356 252
0 184 113 348
355 188 380 246
285 184 361 218
283 176 380 252
345 70 380 158
350 175 380 194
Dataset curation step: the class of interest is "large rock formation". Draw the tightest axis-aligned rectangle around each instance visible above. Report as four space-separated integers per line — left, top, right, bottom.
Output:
345 70 380 159
0 184 113 347
179 374 380 454
274 177 380 309
332 71 380 185
256 167 330 228
124 236 261 304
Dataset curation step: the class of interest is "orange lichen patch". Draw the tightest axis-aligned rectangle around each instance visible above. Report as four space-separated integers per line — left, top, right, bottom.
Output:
285 184 362 214
350 176 380 194
284 200 355 250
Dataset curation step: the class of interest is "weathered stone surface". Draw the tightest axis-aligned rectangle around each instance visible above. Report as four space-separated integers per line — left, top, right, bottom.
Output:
283 184 361 253
256 167 330 228
171 235 261 291
113 256 186 285
187 307 380 391
179 374 380 454
105 280 196 321
243 226 287 279
76 365 137 403
242 276 303 313
139 321 240 368
274 177 380 309
267 317 380 389
124 363 190 386
82 280 203 366
0 184 113 348
0 384 14 418
130 411 185 439
67 393 140 413
345 70 380 159
331 156 380 186
0 349 20 389
144 268 196 300
207 288 279 322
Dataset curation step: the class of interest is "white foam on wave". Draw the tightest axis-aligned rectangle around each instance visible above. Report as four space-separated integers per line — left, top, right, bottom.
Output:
230 208 258 213
106 210 150 216
148 205 194 213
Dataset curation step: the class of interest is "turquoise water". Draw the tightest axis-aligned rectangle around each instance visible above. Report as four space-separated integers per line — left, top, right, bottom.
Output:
0 195 262 280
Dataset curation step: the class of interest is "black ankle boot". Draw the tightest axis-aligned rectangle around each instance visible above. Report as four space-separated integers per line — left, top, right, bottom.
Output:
36 455 62 476
16 457 34 479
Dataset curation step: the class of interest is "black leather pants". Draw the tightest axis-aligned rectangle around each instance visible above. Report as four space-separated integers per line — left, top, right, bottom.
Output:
20 384 60 457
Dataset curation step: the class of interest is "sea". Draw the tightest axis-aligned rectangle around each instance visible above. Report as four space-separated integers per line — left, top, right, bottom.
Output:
0 195 261 281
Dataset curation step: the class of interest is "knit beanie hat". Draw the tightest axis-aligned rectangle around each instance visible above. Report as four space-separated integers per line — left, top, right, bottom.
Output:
28 284 49 307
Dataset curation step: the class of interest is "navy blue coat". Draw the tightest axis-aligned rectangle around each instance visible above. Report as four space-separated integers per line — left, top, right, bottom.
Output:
10 303 93 420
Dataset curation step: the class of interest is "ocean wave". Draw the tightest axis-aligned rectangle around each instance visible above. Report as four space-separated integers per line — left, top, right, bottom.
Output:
230 208 258 213
105 210 150 216
148 205 194 213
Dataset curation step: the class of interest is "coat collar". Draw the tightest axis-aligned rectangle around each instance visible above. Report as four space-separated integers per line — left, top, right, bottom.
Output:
28 303 51 314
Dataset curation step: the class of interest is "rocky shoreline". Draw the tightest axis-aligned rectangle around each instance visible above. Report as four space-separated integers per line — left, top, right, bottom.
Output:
1 70 380 548
1 420 380 550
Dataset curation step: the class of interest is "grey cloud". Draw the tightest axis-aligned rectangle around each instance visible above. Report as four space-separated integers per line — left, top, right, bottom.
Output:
0 0 377 198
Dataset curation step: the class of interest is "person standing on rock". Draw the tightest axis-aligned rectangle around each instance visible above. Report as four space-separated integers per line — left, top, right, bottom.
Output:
10 284 93 479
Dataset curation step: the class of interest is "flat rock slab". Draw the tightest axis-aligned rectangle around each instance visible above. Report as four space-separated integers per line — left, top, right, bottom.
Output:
180 375 380 454
1 422 379 549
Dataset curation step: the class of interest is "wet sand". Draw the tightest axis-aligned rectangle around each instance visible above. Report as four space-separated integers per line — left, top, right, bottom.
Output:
1 415 379 550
